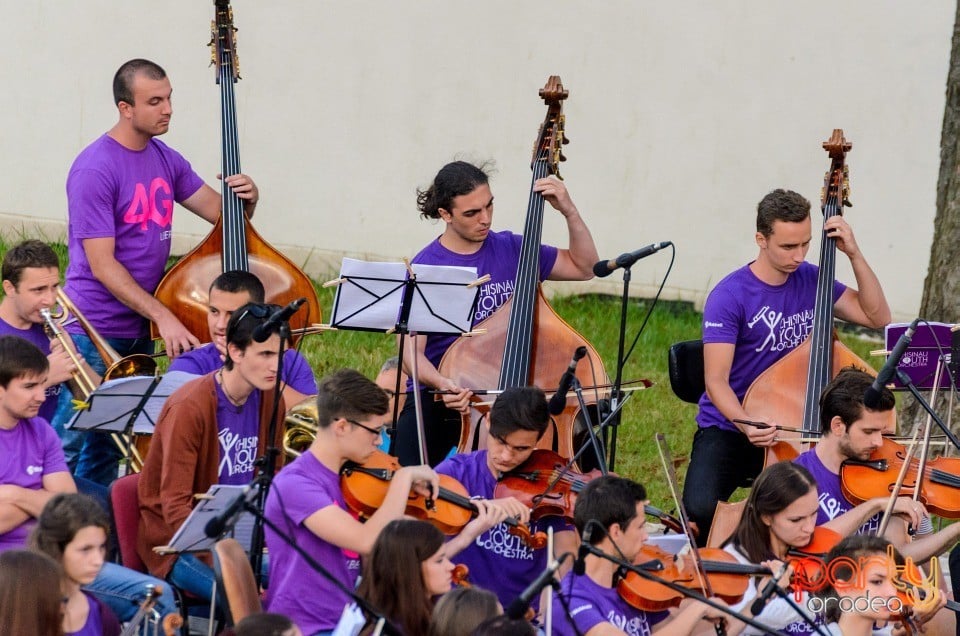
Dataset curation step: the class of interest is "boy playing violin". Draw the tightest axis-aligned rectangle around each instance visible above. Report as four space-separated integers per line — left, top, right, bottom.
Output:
434 386 578 613
552 475 725 636
264 369 498 636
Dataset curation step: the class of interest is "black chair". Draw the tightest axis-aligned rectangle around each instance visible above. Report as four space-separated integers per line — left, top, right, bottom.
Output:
667 340 705 404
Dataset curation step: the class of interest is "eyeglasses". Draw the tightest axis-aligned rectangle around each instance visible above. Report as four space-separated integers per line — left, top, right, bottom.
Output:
346 418 388 437
233 303 272 325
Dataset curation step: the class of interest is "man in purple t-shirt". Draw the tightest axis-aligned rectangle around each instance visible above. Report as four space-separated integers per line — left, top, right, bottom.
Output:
435 387 578 614
682 189 891 545
62 58 260 486
137 303 286 603
552 475 721 636
795 367 960 565
169 271 317 406
0 241 100 463
396 160 599 466
265 369 495 635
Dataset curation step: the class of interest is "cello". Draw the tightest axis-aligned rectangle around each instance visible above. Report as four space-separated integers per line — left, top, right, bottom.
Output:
151 0 321 344
438 76 607 463
741 129 880 464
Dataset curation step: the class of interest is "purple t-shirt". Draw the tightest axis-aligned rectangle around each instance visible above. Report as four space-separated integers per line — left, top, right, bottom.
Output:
551 572 668 636
69 592 106 636
64 135 205 338
170 345 317 395
0 417 69 551
0 320 59 422
794 449 879 535
412 230 558 374
435 451 572 609
265 451 353 633
697 262 846 432
215 383 261 485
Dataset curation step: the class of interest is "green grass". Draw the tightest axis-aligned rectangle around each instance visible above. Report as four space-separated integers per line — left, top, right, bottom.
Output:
6 235 886 508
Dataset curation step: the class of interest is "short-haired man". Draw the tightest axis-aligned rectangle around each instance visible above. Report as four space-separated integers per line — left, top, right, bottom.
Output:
265 369 465 635
683 188 891 543
0 335 175 621
552 475 723 635
434 386 578 613
168 270 317 406
138 303 286 602
795 367 960 563
0 240 99 469
63 58 259 486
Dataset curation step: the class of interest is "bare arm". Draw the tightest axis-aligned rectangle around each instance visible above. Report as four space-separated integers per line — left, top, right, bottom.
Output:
303 465 438 556
702 342 777 447
536 177 599 281
0 471 77 530
827 216 891 328
180 174 259 223
397 334 472 413
82 237 201 358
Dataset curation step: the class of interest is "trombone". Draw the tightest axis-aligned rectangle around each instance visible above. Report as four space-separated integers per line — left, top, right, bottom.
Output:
41 289 158 473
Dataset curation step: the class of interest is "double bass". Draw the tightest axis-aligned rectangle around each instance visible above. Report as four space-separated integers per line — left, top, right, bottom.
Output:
438 76 607 463
742 129 880 463
152 0 321 344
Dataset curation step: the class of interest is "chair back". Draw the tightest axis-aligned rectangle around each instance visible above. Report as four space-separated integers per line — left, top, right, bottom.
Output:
705 499 747 549
213 538 262 625
110 472 146 572
668 339 705 404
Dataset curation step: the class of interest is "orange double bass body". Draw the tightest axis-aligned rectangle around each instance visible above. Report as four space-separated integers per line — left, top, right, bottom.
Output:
439 77 607 463
152 0 321 344
742 130 880 464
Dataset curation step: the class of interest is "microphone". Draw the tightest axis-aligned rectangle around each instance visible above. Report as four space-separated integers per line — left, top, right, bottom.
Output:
252 298 307 343
204 483 260 538
592 242 672 278
750 561 790 616
505 553 569 619
548 346 588 415
572 524 594 576
864 318 920 408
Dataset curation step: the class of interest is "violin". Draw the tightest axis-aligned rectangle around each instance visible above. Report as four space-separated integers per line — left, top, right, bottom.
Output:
493 449 604 521
617 545 765 612
340 451 547 549
452 563 471 588
840 436 960 519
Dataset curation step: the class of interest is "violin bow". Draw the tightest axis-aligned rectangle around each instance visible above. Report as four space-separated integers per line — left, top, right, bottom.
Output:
654 433 727 636
876 420 924 537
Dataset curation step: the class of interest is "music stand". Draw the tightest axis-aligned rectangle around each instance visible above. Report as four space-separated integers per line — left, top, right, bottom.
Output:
66 371 200 473
327 257 484 464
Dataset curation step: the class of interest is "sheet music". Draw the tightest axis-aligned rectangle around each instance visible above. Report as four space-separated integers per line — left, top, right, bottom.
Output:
331 257 480 335
408 263 478 334
157 483 258 555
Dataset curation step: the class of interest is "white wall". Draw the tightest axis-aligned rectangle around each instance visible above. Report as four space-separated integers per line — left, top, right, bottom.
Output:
0 1 952 320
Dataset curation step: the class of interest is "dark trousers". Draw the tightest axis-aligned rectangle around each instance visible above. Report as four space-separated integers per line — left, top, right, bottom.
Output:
392 390 463 467
681 425 764 546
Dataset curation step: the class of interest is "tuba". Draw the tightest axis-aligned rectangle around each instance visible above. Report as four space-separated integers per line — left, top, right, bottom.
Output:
283 395 318 460
42 289 158 472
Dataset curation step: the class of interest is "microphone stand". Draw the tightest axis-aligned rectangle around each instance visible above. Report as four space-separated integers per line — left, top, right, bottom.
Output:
896 369 960 452
606 264 632 472
576 542 783 636
249 320 289 588
214 491 403 636
569 376 608 474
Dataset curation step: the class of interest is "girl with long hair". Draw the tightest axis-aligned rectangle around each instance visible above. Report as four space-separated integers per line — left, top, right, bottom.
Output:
0 549 65 636
357 519 455 635
31 493 121 636
429 586 502 636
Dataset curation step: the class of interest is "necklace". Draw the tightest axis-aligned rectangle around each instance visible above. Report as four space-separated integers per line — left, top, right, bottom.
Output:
217 368 247 411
